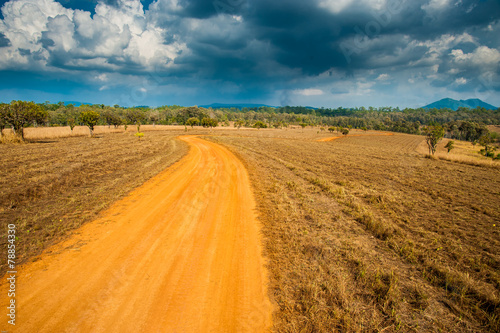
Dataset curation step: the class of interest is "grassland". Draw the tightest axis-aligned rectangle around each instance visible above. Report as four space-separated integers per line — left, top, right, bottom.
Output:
1 126 499 332
209 128 500 332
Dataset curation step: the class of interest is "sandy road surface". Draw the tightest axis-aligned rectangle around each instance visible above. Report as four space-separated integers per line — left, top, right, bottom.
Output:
1 136 272 332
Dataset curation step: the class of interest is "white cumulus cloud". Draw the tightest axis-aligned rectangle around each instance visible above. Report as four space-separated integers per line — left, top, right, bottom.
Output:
293 88 324 96
376 73 389 80
422 0 450 12
0 0 186 71
318 0 386 14
451 46 500 68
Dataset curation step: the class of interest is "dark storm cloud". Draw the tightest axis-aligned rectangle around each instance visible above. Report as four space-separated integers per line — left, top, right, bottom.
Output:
146 0 500 99
54 0 156 12
55 0 99 13
242 0 345 75
228 0 498 74
0 32 10 47
177 0 226 19
416 0 500 37
0 70 82 92
1 0 499 107
4 0 497 81
142 0 499 88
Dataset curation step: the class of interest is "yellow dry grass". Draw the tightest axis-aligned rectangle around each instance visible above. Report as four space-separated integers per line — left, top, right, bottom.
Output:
209 129 500 332
1 124 243 141
416 138 500 168
1 126 499 332
487 125 500 134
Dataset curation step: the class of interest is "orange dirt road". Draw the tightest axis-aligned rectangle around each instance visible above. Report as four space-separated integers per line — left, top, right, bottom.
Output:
0 136 272 332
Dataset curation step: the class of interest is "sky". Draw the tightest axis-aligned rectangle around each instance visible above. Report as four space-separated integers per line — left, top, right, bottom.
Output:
0 0 499 108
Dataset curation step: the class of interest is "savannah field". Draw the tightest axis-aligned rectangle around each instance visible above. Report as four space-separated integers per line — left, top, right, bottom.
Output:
1 125 499 332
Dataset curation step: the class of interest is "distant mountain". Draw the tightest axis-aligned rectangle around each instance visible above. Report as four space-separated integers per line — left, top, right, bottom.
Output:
460 98 496 109
199 103 276 109
423 98 497 111
199 103 322 111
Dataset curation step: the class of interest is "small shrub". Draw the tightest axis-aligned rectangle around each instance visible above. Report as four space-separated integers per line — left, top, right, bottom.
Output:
423 125 445 155
79 109 100 137
201 117 218 128
444 140 454 153
186 117 199 128
0 133 24 144
134 132 144 140
253 121 267 129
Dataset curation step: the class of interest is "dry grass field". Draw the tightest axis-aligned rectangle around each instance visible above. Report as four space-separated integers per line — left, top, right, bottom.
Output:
1 126 499 332
416 137 500 168
487 125 500 135
1 124 193 141
209 128 500 332
0 129 188 274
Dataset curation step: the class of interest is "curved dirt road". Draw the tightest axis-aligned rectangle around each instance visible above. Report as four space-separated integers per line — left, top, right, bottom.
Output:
1 136 272 332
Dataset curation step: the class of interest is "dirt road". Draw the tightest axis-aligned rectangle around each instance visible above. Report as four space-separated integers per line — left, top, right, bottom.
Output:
1 136 272 332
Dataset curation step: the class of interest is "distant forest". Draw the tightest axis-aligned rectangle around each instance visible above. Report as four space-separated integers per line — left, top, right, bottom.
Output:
2 101 500 143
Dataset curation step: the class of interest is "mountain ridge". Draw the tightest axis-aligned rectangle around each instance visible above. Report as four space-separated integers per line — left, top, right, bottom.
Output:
423 98 497 110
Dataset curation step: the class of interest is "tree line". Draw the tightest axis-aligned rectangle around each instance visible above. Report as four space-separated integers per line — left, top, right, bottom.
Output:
1 101 499 146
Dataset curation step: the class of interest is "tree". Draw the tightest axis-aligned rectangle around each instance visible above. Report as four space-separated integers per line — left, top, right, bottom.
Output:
299 123 307 132
103 110 122 129
79 109 100 137
60 107 79 133
177 106 206 125
67 117 76 133
478 134 495 157
149 111 160 127
5 100 47 140
0 103 8 136
201 117 218 128
342 128 349 136
423 125 445 155
125 108 146 132
186 117 199 128
234 120 244 129
109 112 123 128
253 121 267 129
444 140 454 153
328 127 335 133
